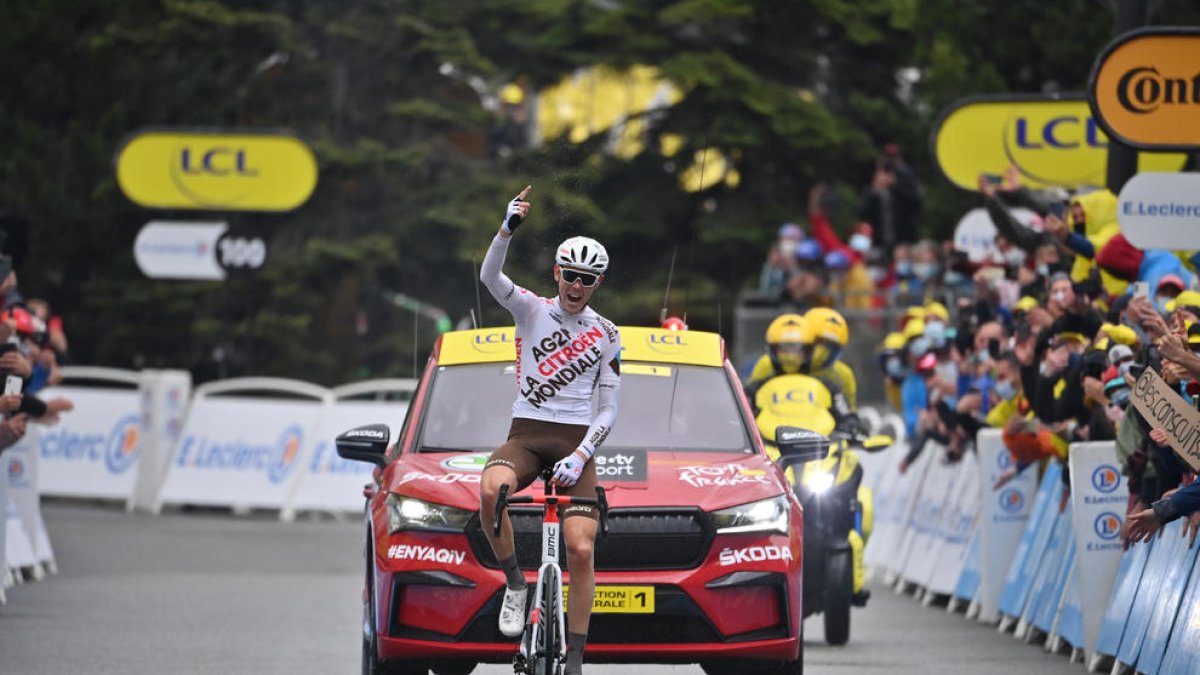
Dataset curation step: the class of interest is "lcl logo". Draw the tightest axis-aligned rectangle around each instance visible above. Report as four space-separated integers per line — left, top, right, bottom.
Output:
473 332 512 353
1008 117 1107 150
179 147 259 176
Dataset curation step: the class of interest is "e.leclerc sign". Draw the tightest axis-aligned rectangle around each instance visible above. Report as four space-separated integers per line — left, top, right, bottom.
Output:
1117 173 1200 250
1090 27 1200 151
931 95 1184 190
116 130 317 211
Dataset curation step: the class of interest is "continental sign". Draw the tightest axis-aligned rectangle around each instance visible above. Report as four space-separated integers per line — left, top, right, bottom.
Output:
116 130 318 211
1090 27 1200 150
931 95 1184 190
439 326 722 367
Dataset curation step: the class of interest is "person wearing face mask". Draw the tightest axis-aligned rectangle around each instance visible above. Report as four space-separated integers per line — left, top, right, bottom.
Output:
807 183 877 310
878 331 907 410
759 222 803 299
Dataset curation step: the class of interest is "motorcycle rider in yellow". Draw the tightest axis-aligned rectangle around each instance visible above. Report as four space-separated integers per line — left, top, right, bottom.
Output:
802 307 858 411
744 314 871 606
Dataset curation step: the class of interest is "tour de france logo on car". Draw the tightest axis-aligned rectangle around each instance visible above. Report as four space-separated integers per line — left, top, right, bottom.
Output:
645 330 686 355
440 453 490 472
998 488 1024 514
1094 512 1122 541
1091 465 1121 494
472 331 512 354
266 425 304 485
104 414 142 475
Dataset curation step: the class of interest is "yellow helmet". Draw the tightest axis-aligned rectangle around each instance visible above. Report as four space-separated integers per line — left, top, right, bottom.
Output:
803 307 849 346
766 314 808 345
924 301 950 323
881 331 906 352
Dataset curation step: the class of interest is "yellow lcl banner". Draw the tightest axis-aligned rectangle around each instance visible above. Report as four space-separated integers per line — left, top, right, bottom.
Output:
116 130 318 211
1090 28 1200 151
931 96 1185 190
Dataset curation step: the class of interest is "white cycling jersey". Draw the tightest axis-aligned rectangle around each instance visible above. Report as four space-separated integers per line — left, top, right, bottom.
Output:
481 235 621 457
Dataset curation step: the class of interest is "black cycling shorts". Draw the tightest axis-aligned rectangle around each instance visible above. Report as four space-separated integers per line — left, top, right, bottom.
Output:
484 417 597 521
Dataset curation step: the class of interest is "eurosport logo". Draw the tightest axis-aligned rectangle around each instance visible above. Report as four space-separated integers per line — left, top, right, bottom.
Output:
1095 512 1122 540
646 332 686 355
7 457 26 487
173 424 304 485
472 331 512 354
1092 465 1121 494
40 414 143 476
440 453 489 472
998 489 1024 514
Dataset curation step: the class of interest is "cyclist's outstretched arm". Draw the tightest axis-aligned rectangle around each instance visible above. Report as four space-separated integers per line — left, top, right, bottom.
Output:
481 186 538 318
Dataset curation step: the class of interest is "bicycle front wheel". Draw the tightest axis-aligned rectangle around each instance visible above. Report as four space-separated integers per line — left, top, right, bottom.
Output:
535 568 561 675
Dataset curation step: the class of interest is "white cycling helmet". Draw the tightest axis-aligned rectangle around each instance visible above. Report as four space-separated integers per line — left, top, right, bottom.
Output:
556 236 608 274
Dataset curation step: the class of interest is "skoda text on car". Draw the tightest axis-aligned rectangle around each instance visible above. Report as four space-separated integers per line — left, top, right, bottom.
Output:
348 326 805 674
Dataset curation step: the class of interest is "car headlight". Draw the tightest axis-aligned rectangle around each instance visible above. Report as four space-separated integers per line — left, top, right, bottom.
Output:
386 494 473 533
713 495 789 535
804 471 836 495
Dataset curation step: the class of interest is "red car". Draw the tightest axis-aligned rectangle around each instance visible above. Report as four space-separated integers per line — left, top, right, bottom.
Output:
338 326 805 675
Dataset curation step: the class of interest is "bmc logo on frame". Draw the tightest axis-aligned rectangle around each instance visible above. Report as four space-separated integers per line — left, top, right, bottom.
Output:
1091 465 1121 494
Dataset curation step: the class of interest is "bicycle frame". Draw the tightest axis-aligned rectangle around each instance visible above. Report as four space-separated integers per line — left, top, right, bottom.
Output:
495 471 608 675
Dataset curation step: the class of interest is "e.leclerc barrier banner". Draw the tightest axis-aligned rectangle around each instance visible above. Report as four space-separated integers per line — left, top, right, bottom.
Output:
36 386 142 500
284 401 406 518
156 397 323 511
1067 441 1125 661
975 429 1038 623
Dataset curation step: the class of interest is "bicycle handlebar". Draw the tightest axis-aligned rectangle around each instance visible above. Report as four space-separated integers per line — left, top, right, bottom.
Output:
491 470 609 537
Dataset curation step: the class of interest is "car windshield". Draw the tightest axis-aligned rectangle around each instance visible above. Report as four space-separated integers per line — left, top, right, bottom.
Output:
416 362 752 453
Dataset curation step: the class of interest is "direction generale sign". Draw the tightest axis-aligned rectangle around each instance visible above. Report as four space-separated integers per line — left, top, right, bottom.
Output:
1090 27 1200 151
116 130 318 212
931 95 1184 191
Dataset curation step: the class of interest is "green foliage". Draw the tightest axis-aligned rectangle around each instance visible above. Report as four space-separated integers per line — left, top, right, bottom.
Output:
5 0 1200 384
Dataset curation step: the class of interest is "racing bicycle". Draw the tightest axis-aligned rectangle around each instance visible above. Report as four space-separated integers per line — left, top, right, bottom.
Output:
494 470 608 675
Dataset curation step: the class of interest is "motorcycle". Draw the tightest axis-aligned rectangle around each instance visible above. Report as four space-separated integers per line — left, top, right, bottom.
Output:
754 374 892 646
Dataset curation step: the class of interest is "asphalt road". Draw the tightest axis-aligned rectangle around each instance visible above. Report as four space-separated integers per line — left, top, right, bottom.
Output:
0 503 1084 675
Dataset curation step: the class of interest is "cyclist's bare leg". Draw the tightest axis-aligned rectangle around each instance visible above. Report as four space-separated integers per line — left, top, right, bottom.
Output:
480 465 520 561
563 515 598 633
563 515 597 673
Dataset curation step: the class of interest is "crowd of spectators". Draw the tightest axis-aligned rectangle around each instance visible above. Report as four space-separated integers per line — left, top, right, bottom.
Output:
755 142 1200 548
839 164 1200 549
0 250 73 461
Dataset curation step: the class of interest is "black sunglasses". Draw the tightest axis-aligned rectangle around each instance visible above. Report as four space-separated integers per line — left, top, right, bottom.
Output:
560 268 599 287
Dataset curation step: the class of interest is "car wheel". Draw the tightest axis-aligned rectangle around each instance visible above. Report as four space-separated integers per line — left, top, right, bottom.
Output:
823 550 852 646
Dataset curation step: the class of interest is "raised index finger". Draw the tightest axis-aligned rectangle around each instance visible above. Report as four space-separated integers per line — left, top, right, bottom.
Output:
516 185 532 201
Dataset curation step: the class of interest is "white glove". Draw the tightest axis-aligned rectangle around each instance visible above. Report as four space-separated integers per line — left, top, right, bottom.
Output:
551 450 588 488
501 187 531 233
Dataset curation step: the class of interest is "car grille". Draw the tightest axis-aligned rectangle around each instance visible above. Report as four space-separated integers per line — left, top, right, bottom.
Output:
466 507 712 571
447 587 725 644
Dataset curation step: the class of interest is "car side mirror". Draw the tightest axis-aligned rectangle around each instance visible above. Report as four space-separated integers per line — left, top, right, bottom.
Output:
336 424 391 468
774 426 829 469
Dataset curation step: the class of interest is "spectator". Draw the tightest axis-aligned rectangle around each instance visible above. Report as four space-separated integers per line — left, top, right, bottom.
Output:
759 223 804 298
857 143 923 249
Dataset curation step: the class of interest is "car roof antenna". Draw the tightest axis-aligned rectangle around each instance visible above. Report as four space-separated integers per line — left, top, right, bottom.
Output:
472 256 484 329
659 247 678 326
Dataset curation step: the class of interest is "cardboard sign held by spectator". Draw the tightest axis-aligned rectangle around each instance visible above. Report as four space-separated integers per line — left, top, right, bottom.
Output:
1130 369 1200 473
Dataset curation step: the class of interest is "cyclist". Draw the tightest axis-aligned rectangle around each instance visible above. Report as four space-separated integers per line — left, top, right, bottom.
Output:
478 186 622 675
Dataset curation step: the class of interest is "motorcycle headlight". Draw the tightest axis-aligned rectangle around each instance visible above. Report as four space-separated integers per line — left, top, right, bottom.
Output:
713 495 790 535
386 494 473 533
804 471 836 495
